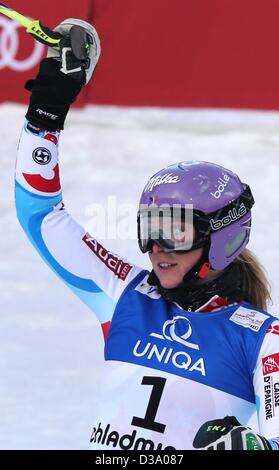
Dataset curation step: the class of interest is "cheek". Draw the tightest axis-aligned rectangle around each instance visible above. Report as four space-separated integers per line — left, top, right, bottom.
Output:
178 248 203 270
149 253 157 271
190 248 203 263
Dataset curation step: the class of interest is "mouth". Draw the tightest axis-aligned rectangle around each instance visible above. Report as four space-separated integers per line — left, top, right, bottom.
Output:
157 262 177 271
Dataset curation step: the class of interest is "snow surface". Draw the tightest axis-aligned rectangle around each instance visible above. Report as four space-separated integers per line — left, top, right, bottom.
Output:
0 103 279 449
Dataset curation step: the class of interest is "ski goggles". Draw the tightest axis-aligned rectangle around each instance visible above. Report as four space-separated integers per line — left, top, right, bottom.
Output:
137 185 254 254
137 205 207 253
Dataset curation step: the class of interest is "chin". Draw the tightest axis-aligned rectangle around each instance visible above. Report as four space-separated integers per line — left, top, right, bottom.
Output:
158 278 180 289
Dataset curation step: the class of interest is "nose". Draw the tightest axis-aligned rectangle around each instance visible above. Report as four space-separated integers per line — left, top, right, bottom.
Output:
151 242 163 253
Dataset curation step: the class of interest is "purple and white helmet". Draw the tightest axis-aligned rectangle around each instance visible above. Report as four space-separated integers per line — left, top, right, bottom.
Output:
137 161 254 270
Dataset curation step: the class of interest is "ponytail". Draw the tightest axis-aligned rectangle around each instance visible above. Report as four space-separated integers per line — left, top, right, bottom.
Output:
236 249 272 311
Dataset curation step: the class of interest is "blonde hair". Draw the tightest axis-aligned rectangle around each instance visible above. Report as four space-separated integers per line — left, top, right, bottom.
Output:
236 248 272 311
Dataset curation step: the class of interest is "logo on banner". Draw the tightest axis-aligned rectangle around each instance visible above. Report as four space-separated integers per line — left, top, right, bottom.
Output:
0 17 44 71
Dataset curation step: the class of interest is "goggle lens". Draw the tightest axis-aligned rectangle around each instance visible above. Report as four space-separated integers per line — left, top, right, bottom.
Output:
138 207 196 253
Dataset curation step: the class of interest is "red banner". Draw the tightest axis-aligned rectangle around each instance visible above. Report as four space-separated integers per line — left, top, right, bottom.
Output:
0 0 90 104
88 0 279 110
1 1 279 109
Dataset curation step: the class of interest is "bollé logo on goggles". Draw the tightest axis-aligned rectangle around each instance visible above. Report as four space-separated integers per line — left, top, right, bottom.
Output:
210 203 247 231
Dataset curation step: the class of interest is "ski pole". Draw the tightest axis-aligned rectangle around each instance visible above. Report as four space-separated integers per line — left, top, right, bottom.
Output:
0 2 62 49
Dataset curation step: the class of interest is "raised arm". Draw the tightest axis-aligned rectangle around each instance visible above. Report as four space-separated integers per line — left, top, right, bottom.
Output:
15 19 143 335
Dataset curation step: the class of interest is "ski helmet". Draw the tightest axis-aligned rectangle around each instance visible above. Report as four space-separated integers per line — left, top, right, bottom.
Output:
137 161 254 270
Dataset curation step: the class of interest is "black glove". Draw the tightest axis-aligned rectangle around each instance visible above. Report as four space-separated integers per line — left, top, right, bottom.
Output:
25 55 85 131
25 19 100 131
193 416 272 450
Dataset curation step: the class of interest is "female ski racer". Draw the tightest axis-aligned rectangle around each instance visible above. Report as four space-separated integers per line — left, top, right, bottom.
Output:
15 19 279 450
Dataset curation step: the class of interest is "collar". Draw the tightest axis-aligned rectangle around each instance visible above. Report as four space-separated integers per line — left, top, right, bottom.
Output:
147 262 243 312
195 295 237 312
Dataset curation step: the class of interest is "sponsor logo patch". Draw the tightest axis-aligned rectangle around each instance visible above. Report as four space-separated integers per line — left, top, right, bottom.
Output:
90 422 175 450
209 203 247 231
83 233 132 281
262 353 279 421
263 375 273 419
229 307 268 331
36 108 58 121
135 276 161 299
133 340 206 376
210 174 230 199
32 147 52 165
262 353 279 376
150 316 200 350
133 316 206 376
267 324 279 336
144 173 180 192
263 375 279 420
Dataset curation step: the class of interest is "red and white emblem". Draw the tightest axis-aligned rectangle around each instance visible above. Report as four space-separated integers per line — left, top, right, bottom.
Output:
262 353 279 376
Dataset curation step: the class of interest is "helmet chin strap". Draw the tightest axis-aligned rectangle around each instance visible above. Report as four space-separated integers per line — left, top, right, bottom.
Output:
147 244 243 311
181 244 211 284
